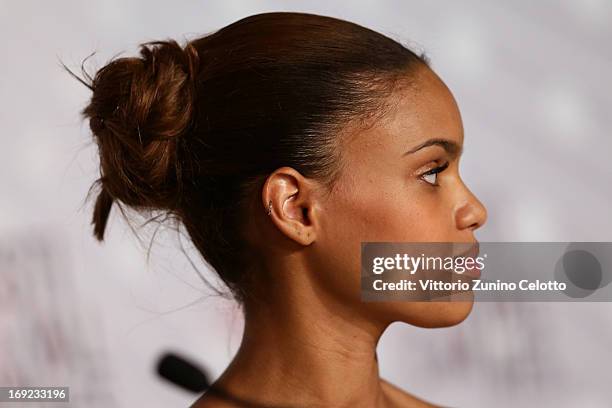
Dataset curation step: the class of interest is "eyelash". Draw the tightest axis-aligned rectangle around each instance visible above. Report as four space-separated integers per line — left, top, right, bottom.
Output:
420 161 450 186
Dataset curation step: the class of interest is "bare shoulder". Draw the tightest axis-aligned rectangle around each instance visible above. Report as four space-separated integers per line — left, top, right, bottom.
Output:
193 379 439 408
189 391 242 408
381 378 440 408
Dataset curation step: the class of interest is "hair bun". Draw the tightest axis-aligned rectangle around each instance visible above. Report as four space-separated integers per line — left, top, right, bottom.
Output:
83 40 200 239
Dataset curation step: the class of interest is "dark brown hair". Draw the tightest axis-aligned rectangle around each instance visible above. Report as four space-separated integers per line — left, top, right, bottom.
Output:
69 11 429 304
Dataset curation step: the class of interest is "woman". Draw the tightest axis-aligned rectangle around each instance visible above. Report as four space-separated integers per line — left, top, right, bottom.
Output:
75 11 487 407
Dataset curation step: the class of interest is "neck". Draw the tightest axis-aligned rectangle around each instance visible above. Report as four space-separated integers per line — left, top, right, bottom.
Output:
209 269 391 407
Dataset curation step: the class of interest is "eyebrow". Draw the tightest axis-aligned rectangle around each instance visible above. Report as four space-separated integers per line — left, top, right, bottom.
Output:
402 138 463 158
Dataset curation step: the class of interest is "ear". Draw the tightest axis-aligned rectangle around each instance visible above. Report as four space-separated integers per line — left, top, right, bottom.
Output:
261 167 320 246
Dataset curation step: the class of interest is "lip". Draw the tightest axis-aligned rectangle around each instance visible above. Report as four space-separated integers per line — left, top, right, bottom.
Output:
455 241 482 279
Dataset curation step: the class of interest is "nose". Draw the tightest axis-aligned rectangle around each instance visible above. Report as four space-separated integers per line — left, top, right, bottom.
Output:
454 185 488 232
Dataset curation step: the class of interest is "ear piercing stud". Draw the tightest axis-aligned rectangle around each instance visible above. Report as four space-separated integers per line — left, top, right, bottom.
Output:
267 200 272 216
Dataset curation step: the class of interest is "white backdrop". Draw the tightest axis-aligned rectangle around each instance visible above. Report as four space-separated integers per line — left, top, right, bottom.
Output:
1 1 611 407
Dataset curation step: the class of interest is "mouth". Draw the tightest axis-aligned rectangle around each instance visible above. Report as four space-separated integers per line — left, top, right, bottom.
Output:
455 241 482 279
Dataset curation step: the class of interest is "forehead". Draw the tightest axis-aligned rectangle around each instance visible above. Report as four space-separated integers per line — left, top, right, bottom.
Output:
342 66 464 159
383 67 464 149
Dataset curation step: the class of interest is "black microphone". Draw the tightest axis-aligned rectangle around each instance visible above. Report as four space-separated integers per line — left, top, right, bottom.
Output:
156 352 211 393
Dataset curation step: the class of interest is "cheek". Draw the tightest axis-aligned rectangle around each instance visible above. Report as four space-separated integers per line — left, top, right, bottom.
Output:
325 177 447 243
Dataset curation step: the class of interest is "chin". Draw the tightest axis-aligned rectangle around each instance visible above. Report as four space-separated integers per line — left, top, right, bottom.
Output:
392 296 475 328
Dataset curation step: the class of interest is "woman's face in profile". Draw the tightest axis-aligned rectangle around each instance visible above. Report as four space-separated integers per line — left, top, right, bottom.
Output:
313 66 488 328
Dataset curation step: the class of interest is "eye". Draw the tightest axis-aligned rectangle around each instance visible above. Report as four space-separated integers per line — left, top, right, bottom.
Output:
420 162 449 186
